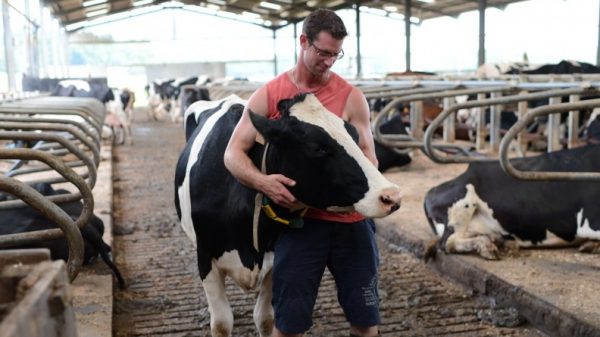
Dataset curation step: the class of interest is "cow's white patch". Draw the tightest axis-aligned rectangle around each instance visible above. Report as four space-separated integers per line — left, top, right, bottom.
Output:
289 94 399 218
576 208 600 240
210 251 274 337
446 184 505 238
443 184 506 259
434 223 445 237
203 264 233 337
184 94 246 133
178 97 246 245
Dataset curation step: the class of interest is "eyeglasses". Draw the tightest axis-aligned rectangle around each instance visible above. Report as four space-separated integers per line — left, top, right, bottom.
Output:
309 42 344 60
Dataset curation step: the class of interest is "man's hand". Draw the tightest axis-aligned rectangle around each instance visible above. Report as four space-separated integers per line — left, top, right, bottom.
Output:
260 174 298 209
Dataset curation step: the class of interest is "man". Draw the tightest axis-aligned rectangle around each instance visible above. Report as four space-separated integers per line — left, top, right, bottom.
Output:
224 9 381 337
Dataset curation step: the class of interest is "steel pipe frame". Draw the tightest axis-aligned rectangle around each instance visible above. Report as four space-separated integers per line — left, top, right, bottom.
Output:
372 85 518 150
422 87 599 163
499 98 600 181
0 114 101 145
0 100 105 139
0 148 94 227
0 131 96 190
0 107 103 141
0 176 85 281
0 121 100 167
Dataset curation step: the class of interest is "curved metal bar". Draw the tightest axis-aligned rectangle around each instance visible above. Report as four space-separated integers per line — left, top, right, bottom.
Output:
0 149 94 230
0 121 100 167
0 107 102 140
372 86 518 152
0 176 84 281
0 131 96 188
0 115 100 145
365 85 458 100
0 102 104 139
499 99 600 181
422 87 594 163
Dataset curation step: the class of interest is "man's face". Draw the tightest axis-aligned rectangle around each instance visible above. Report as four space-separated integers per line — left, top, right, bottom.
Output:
303 31 344 77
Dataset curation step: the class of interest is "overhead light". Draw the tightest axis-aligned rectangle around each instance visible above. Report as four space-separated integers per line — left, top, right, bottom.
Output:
242 11 260 19
84 3 108 12
86 8 108 17
307 0 318 7
205 4 220 10
417 0 435 3
82 0 107 7
133 0 153 7
207 0 226 5
324 0 344 8
259 1 281 10
383 5 397 12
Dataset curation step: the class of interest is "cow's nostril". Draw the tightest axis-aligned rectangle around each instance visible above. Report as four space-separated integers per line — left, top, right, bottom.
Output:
391 203 400 213
380 195 394 205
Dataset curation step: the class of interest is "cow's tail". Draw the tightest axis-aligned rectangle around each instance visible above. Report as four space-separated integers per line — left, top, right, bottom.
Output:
82 222 127 289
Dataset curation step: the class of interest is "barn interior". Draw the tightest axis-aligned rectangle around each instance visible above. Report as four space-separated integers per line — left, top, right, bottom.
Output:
1 1 600 337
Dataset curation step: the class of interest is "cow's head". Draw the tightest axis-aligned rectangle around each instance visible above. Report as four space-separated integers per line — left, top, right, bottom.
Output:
249 93 401 218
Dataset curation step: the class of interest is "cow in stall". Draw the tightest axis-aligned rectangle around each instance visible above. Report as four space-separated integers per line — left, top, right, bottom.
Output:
424 142 600 260
0 183 125 288
147 76 207 123
175 93 402 337
51 79 135 145
105 88 136 145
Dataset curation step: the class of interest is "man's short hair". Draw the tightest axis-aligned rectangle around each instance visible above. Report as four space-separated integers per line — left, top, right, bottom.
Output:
302 9 348 42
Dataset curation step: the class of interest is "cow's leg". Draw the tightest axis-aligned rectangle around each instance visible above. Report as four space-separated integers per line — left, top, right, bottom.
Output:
579 241 600 253
445 234 499 260
203 265 233 337
253 268 274 337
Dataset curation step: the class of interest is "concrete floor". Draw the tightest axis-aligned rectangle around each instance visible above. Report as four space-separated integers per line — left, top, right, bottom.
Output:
376 151 600 337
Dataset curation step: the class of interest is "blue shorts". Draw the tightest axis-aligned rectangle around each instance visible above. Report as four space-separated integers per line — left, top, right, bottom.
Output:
272 217 380 334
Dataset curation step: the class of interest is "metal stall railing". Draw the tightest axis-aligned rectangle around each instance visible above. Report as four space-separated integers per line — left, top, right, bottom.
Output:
422 85 600 163
0 97 105 281
499 99 600 181
360 78 600 161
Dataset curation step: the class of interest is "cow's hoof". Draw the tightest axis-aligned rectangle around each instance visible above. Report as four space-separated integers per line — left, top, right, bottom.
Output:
578 241 600 253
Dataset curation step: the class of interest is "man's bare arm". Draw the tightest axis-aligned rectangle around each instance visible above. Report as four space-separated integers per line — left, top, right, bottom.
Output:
345 87 379 168
223 86 298 208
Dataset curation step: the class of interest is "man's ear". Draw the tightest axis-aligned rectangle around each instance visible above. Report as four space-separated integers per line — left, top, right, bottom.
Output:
249 109 286 144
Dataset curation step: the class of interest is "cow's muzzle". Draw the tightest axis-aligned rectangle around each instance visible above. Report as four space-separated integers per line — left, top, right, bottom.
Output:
380 187 402 215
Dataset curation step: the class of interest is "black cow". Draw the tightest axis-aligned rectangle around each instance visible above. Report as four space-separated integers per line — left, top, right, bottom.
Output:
424 144 600 260
51 79 114 103
0 183 125 288
175 93 401 337
374 113 412 171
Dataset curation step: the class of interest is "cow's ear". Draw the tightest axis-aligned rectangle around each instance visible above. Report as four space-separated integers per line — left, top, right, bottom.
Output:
277 93 308 117
249 109 286 143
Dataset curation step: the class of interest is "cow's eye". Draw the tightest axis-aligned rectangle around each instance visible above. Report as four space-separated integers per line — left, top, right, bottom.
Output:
464 204 469 208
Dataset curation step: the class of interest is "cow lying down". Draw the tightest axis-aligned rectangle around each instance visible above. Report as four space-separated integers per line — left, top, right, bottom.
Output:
424 144 600 260
176 93 401 337
0 183 125 288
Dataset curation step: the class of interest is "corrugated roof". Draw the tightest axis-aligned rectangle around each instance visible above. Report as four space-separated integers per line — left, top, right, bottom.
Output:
43 0 529 32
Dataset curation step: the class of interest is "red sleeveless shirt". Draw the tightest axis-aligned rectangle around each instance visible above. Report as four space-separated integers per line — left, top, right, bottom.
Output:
265 71 365 223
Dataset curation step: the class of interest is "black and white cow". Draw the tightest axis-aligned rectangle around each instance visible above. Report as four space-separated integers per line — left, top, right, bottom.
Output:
424 144 600 260
175 93 402 337
0 183 125 288
184 96 411 172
